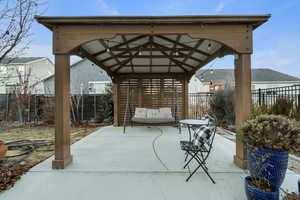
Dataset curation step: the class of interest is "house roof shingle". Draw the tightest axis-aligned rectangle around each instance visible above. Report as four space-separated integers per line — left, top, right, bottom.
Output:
0 57 44 64
195 68 300 82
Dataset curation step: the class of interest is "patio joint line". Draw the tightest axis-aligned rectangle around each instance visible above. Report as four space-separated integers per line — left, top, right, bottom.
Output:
152 127 169 170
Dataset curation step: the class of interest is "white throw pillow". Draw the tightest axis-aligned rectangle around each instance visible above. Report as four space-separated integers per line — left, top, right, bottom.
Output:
146 109 160 119
134 108 147 118
159 107 172 119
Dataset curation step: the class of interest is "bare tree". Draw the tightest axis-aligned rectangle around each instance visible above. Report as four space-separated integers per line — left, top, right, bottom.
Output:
0 0 40 63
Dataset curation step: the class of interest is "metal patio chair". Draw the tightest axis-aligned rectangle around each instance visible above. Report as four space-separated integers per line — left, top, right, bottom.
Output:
180 124 217 183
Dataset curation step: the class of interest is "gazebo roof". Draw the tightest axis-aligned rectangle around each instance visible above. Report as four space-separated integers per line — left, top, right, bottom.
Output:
36 15 270 76
36 15 270 28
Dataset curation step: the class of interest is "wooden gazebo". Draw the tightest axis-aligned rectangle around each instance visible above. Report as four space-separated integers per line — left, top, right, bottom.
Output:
36 15 270 169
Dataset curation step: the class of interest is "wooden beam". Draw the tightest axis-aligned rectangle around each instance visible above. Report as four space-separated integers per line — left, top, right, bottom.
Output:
52 54 72 169
110 42 150 71
121 35 135 73
156 35 211 57
182 39 205 63
149 36 153 73
100 42 151 63
114 51 140 72
153 44 188 73
122 65 178 67
92 35 147 57
153 42 195 70
110 47 190 51
153 42 204 64
116 55 185 58
168 35 181 73
190 46 225 74
99 39 123 67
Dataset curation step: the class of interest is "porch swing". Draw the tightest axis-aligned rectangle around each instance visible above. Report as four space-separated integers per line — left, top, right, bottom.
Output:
123 85 179 133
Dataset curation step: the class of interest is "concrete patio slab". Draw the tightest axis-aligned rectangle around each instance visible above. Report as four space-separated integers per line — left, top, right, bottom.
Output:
1 126 299 200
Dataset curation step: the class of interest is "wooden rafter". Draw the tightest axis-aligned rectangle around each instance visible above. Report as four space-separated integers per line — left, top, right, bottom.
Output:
168 35 181 73
109 47 190 51
149 36 153 73
121 35 135 73
99 39 123 66
156 35 210 57
79 48 113 75
152 43 188 73
100 50 129 63
92 35 147 57
114 51 140 72
182 39 205 64
108 42 150 68
153 42 195 69
153 42 204 64
116 55 185 58
190 46 225 74
123 65 178 67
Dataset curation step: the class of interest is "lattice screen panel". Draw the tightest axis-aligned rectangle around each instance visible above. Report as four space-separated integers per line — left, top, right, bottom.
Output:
118 78 184 125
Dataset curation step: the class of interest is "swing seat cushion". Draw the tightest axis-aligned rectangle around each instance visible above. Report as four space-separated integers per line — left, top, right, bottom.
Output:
134 108 147 118
131 117 175 123
132 107 175 123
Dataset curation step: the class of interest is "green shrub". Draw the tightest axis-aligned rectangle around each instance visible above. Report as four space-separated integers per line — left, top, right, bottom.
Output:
209 87 235 126
251 105 270 119
290 105 300 121
271 97 293 116
238 115 300 153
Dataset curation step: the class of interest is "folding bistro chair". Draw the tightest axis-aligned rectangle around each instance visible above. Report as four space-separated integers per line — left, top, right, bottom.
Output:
180 124 217 183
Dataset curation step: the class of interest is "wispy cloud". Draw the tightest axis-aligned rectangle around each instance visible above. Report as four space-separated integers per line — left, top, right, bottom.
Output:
98 0 120 16
214 1 224 13
252 37 300 77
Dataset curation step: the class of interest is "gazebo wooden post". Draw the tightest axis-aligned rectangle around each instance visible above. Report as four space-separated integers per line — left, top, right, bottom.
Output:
52 54 73 169
233 53 252 169
113 78 120 126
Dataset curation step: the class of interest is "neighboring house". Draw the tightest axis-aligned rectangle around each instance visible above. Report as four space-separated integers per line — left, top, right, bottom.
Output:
189 68 300 93
0 57 54 94
43 59 111 94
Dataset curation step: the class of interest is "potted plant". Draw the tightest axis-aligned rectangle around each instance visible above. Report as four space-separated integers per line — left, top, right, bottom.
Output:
0 140 7 159
282 191 300 200
239 115 300 199
244 149 279 200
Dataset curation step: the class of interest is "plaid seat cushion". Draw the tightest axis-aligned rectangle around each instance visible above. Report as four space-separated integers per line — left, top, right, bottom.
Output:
193 126 212 147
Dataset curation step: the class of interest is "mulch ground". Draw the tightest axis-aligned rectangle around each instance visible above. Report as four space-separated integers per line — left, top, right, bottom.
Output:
0 164 32 193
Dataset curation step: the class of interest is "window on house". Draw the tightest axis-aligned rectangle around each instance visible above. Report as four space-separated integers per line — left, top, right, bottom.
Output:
0 66 7 74
18 66 25 73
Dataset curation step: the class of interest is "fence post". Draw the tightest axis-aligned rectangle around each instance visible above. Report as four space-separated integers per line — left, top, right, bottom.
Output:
298 92 300 108
258 88 261 106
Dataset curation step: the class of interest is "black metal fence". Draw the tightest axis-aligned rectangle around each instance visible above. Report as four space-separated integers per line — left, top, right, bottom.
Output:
2 85 300 123
252 85 300 108
188 93 213 119
0 94 113 123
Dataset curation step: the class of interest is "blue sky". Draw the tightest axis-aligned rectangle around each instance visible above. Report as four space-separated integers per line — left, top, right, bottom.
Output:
26 0 300 77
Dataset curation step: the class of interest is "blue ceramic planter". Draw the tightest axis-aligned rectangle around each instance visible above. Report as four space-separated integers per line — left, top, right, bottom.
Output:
245 176 279 200
247 147 288 190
